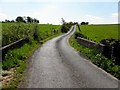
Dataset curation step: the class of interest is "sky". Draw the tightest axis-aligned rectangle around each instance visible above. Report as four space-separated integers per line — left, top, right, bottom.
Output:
0 0 119 24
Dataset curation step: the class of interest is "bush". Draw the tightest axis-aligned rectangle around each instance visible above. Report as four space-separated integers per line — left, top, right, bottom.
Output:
2 42 36 70
2 23 39 46
100 39 120 65
61 22 73 33
74 32 87 39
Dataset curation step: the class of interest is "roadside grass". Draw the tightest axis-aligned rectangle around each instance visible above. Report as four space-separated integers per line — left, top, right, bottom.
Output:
2 40 38 88
69 30 120 80
2 23 62 89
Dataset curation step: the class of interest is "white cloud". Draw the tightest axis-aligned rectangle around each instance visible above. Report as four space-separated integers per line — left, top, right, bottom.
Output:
78 14 119 24
82 14 105 24
112 13 118 17
21 4 62 24
0 13 7 21
86 15 104 20
111 13 118 24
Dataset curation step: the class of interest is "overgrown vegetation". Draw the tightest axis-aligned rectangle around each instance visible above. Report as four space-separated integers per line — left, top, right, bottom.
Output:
60 18 74 33
100 39 120 65
2 41 38 70
2 41 38 88
69 32 120 80
2 23 37 46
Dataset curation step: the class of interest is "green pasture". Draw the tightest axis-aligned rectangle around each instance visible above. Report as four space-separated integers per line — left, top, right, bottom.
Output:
79 24 119 43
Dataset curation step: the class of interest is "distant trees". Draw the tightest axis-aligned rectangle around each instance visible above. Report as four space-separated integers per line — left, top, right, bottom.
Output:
16 16 24 22
11 20 15 22
26 17 32 23
1 16 39 24
81 22 89 25
16 16 39 23
1 19 14 23
33 18 39 23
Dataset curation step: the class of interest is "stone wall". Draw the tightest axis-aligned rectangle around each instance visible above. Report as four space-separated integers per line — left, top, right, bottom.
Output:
77 37 105 53
1 38 28 60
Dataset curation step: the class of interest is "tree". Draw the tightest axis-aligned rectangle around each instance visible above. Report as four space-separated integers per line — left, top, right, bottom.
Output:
16 16 24 22
36 20 39 23
81 22 86 25
11 20 15 22
60 18 73 33
61 18 65 24
23 16 27 23
86 22 89 25
81 22 89 25
27 16 33 23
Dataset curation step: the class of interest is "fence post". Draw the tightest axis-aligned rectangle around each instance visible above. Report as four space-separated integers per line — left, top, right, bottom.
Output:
111 46 114 59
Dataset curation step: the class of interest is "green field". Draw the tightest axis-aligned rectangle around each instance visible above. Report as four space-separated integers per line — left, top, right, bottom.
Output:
79 24 119 43
38 24 60 40
2 23 60 46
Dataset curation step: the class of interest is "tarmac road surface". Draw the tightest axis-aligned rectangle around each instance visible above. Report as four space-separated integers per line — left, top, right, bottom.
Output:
21 25 118 88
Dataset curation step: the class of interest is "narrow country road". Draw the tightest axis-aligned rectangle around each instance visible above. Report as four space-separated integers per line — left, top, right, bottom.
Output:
21 25 118 88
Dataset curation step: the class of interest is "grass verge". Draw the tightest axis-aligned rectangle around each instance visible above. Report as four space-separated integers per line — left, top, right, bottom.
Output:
69 33 120 80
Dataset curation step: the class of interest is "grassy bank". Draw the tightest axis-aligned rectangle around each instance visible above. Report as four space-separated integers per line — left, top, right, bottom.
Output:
69 27 120 80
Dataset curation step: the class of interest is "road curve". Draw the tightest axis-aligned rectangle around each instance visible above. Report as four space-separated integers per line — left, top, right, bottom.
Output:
21 25 118 88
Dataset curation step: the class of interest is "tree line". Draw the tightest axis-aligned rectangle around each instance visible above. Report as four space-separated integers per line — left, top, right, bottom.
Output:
1 16 39 24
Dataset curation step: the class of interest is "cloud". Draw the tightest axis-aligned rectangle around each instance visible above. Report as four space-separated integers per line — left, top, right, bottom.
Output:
21 4 62 24
82 14 104 24
112 13 118 17
86 15 104 20
0 13 7 21
111 13 118 23
79 14 118 24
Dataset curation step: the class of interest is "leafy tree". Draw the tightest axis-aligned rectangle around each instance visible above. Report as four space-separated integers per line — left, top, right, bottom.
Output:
27 17 33 23
61 18 66 24
81 22 89 25
81 22 86 25
36 20 39 23
61 18 73 33
16 16 24 22
11 20 15 22
33 18 39 23
86 22 89 25
5 19 10 22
